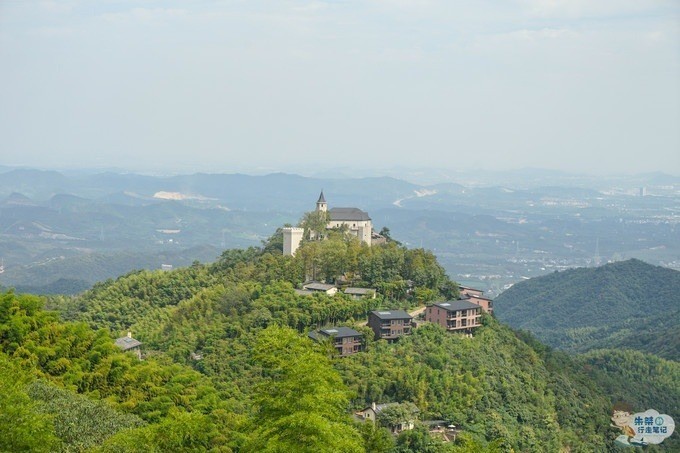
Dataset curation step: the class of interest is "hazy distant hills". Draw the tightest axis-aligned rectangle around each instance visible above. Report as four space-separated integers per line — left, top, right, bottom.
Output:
1 168 678 295
0 246 222 295
494 259 680 361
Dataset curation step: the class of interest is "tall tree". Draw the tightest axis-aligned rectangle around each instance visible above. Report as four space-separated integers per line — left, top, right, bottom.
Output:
299 210 330 241
0 353 58 452
246 326 364 452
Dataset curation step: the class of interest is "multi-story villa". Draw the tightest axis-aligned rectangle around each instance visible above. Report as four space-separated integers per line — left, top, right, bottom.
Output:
368 310 413 341
425 301 482 333
308 326 363 357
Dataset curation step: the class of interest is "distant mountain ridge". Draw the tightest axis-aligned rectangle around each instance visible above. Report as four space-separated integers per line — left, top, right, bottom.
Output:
494 259 680 361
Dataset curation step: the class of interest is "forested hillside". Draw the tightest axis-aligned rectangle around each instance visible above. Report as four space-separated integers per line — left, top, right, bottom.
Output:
1 241 677 451
494 259 680 361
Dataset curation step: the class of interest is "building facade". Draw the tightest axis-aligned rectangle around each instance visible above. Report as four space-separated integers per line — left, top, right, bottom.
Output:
463 294 493 314
458 285 493 314
282 227 304 256
282 191 376 256
308 326 363 357
368 310 413 341
425 301 481 333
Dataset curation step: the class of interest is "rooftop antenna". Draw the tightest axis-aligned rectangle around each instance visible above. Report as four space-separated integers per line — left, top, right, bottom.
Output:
594 237 601 266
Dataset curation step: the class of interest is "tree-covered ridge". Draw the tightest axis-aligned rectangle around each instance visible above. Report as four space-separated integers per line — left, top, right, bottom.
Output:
0 291 245 450
493 259 680 360
336 319 613 452
57 236 457 337
4 245 677 451
577 349 679 425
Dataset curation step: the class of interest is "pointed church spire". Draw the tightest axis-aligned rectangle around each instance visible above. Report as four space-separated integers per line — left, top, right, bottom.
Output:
316 190 327 212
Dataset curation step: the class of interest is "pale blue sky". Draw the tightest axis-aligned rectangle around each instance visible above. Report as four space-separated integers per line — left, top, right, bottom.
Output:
1 1 678 175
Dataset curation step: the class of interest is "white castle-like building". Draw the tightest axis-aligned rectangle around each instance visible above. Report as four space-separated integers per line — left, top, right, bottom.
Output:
282 191 383 256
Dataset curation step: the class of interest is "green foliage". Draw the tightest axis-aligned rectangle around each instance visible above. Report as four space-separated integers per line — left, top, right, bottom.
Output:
576 348 680 451
98 409 236 452
245 325 364 452
336 320 612 451
28 380 145 452
394 425 452 453
4 247 675 452
377 402 419 430
494 259 680 360
0 290 237 442
0 352 59 452
74 265 217 332
360 422 396 453
299 209 330 240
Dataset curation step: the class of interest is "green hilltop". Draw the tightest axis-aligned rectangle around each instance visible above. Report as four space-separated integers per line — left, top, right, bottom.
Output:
493 258 680 361
1 239 678 451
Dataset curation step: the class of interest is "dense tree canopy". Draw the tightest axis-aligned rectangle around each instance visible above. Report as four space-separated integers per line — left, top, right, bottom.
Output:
1 245 673 451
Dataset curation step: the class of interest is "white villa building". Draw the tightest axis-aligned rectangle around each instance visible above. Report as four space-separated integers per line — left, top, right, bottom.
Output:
283 191 380 256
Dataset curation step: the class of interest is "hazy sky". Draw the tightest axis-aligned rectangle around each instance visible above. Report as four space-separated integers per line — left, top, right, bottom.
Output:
1 1 678 175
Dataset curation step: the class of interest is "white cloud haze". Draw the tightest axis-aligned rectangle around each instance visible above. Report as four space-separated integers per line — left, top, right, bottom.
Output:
0 0 678 174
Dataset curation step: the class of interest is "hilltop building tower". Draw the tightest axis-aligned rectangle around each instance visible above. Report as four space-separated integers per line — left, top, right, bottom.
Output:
316 190 328 212
282 192 379 256
282 227 304 256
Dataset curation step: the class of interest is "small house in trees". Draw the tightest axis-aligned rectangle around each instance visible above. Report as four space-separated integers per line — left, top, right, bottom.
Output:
357 402 417 434
368 310 413 341
115 332 142 359
308 327 363 357
344 287 376 299
302 282 338 295
425 301 481 333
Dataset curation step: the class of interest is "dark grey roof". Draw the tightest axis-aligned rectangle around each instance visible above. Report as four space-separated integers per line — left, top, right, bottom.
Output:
314 326 362 339
345 287 376 295
459 285 483 293
371 310 412 320
467 294 492 301
329 207 371 221
303 282 336 291
115 336 142 351
317 191 326 203
432 300 481 312
363 402 399 414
